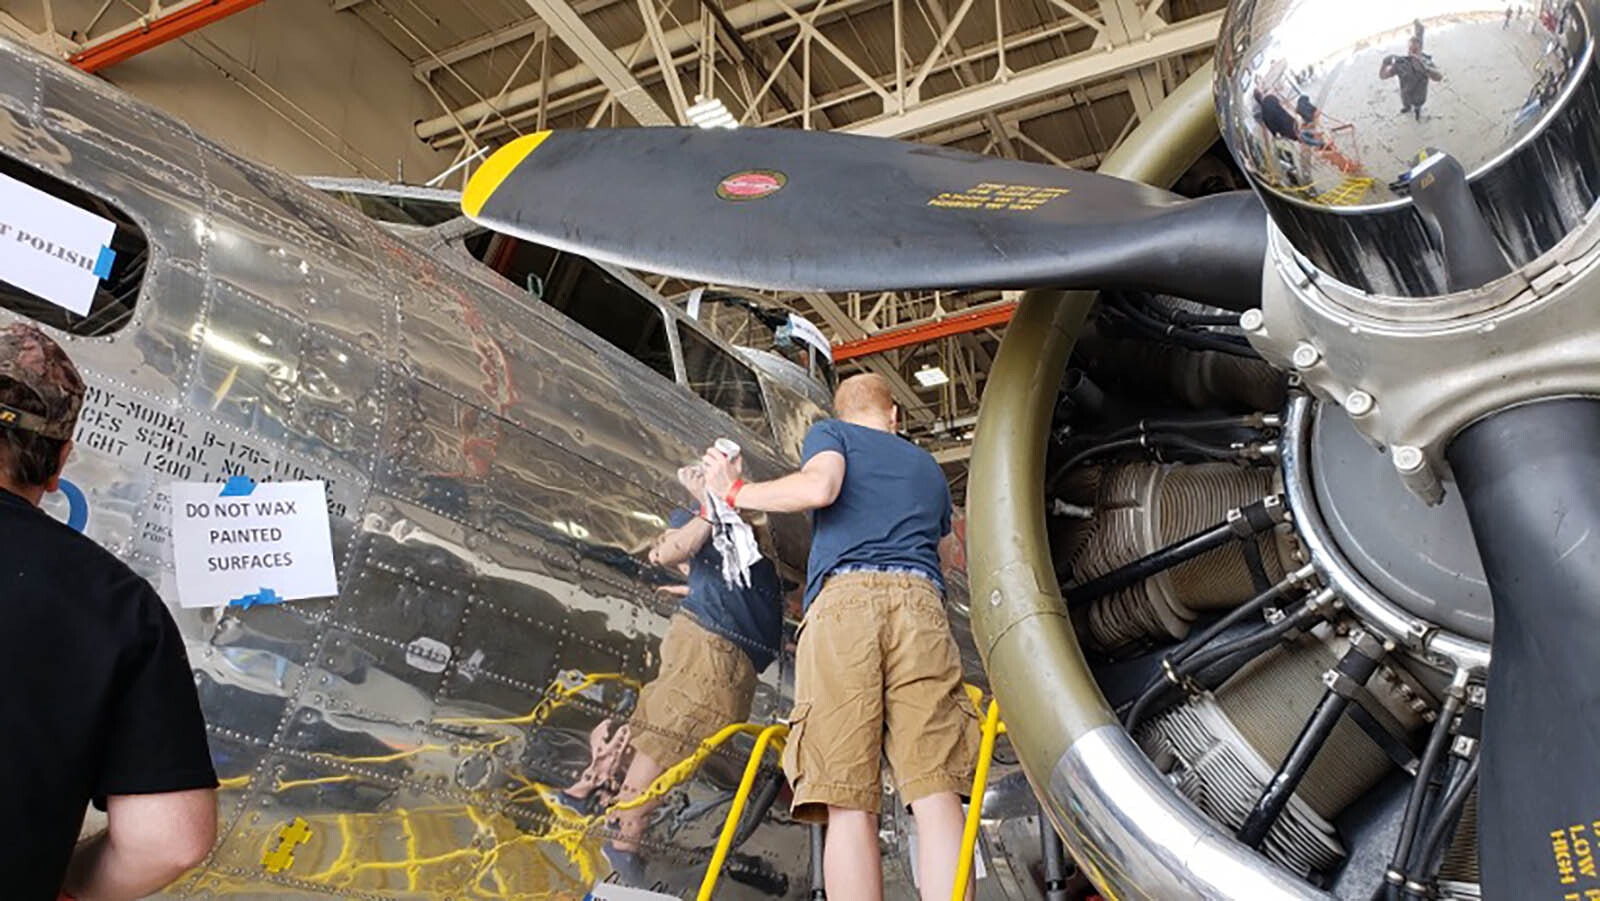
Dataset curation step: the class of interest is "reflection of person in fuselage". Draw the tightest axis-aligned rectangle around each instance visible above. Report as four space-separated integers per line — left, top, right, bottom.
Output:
1380 37 1443 120
604 463 783 882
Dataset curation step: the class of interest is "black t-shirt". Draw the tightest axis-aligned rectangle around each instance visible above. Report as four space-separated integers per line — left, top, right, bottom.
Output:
0 488 217 899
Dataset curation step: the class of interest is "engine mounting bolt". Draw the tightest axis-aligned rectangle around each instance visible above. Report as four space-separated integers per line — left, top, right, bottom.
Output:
1240 309 1265 331
1345 391 1375 417
1291 342 1320 369
1393 445 1426 473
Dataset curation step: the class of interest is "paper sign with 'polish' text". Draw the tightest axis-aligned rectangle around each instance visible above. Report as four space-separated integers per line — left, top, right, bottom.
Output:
0 171 117 316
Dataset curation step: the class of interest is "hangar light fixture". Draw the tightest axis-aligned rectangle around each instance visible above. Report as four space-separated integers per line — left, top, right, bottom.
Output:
914 365 950 388
687 96 738 129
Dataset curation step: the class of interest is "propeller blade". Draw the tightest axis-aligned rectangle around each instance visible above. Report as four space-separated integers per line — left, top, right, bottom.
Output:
1446 398 1600 901
462 128 1267 310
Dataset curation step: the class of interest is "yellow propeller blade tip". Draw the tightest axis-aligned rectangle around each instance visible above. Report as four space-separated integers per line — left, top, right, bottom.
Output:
461 130 551 219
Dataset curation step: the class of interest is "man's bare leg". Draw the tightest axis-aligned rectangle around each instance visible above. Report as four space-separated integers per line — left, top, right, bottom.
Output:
824 806 883 901
909 791 972 901
610 749 664 852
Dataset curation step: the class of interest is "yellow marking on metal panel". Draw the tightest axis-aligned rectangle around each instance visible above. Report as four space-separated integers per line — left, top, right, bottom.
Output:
261 816 312 874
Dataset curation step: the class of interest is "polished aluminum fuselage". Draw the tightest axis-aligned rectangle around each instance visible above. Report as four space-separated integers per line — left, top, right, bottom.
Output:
0 35 867 898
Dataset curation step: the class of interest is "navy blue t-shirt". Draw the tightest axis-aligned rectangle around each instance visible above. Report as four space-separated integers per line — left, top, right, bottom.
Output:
800 419 951 609
669 507 783 673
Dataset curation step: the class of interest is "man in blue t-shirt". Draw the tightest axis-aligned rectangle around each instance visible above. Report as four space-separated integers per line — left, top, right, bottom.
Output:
702 373 978 901
606 463 782 879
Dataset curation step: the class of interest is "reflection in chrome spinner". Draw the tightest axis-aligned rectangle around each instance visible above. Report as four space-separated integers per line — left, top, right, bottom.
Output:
0 36 1022 900
1216 0 1600 296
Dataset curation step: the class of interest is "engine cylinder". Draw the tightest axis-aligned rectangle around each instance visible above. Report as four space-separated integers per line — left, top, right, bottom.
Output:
1061 462 1299 650
1138 629 1427 877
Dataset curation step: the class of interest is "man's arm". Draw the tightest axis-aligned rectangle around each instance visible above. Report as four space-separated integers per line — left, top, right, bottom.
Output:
649 516 712 567
708 450 846 514
61 788 216 901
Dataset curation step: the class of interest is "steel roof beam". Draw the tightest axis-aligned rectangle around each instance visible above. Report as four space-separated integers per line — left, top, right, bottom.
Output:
68 0 264 73
833 301 1018 361
520 0 675 125
416 0 877 141
414 0 619 80
842 10 1219 138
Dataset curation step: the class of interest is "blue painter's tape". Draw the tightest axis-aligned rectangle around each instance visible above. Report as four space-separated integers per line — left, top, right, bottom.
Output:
58 477 88 533
229 587 282 610
220 474 256 497
92 246 116 280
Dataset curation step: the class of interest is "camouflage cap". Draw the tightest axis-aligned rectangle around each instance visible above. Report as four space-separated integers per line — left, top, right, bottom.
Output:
0 322 84 441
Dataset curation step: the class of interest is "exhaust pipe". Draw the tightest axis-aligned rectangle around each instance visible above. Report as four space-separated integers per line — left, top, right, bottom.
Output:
965 63 1332 900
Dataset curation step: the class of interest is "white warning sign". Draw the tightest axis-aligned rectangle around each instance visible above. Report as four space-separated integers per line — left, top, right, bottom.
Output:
0 171 118 316
169 476 339 609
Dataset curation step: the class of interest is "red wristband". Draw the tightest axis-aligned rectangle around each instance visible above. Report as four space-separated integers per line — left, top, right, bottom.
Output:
725 479 745 509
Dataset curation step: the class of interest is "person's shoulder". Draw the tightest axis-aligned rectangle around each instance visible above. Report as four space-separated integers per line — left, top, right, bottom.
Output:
802 418 850 455
804 417 847 438
33 515 156 601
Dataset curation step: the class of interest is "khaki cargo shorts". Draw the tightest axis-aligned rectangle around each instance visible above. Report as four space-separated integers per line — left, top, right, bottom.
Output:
781 571 980 823
630 613 757 765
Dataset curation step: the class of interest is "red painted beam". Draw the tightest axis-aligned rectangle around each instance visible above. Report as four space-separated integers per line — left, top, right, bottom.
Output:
832 301 1019 361
69 0 264 73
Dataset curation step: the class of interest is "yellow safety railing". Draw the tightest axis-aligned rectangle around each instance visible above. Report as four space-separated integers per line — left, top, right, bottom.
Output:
696 723 789 901
695 689 999 901
954 694 1007 901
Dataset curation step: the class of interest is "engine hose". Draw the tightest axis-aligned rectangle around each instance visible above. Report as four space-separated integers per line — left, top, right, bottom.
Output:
1069 521 1238 604
1108 297 1262 359
1097 414 1268 443
1120 572 1310 730
1171 565 1315 666
1236 633 1385 848
1067 494 1283 605
1152 433 1251 461
1187 607 1325 691
1047 438 1144 489
1169 309 1245 327
1060 369 1106 419
1379 678 1466 901
1124 596 1326 732
1046 434 1242 490
1405 756 1481 898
